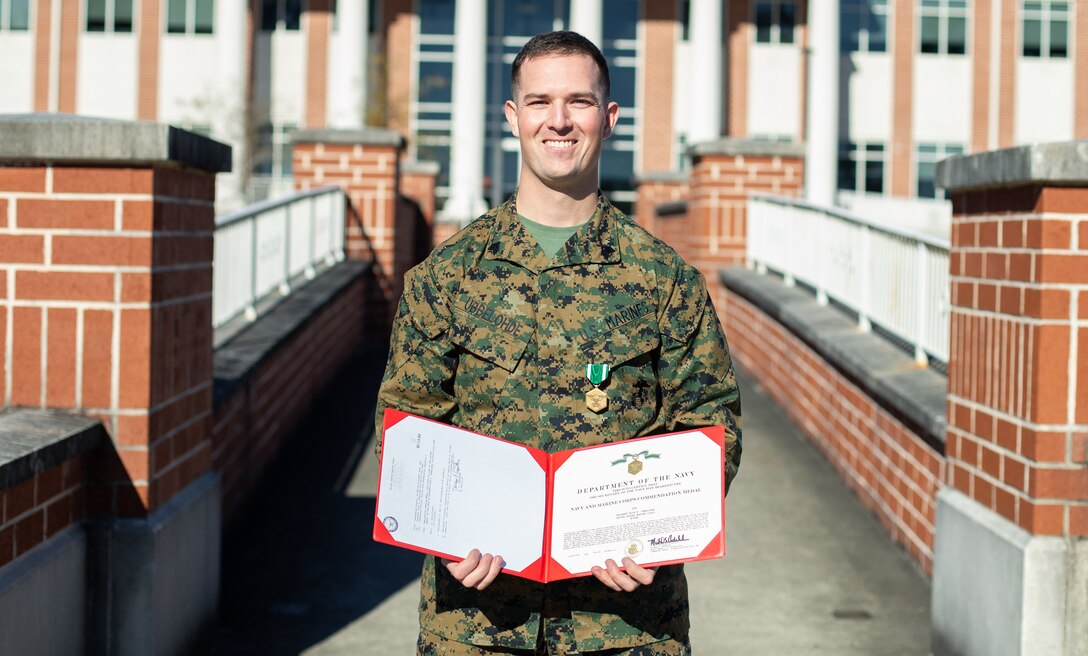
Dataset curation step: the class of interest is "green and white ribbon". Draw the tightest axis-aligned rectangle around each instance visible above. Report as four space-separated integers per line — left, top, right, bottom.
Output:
611 450 661 466
586 363 610 386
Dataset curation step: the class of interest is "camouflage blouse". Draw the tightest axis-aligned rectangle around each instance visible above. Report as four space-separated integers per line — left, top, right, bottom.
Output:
375 193 742 652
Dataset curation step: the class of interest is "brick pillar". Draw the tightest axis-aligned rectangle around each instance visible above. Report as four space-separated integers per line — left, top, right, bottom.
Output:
0 115 229 655
633 172 691 260
292 128 406 310
933 142 1088 656
401 159 439 228
687 139 805 301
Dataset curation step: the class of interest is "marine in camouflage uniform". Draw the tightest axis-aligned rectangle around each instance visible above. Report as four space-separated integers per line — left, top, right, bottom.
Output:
374 192 742 654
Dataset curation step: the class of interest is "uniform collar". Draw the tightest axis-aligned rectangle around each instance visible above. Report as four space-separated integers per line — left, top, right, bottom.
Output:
484 191 622 272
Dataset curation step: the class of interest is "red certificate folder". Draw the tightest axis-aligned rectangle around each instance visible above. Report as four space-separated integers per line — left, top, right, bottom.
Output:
373 409 726 582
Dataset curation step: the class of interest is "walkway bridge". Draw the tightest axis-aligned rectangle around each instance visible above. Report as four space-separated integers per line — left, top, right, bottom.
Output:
0 117 1083 656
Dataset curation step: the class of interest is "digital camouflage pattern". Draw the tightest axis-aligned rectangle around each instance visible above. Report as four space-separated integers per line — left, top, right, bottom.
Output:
375 193 742 653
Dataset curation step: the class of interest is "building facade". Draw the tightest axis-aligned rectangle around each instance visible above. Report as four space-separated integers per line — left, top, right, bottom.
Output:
2 0 1086 220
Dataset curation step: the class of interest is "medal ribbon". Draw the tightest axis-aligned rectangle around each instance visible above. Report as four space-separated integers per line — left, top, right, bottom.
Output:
610 450 661 466
586 363 610 386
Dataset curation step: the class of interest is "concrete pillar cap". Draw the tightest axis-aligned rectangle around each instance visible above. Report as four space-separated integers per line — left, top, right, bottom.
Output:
937 140 1088 192
687 138 806 159
292 127 405 149
0 113 231 172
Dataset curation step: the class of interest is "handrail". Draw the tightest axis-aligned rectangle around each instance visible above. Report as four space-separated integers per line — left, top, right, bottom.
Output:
212 186 347 335
747 194 950 365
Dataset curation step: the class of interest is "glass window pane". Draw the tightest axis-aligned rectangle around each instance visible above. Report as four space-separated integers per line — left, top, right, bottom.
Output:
10 0 29 30
917 162 936 198
864 160 883 193
261 0 276 30
780 2 796 44
502 0 549 36
87 0 107 31
946 144 965 155
918 143 938 155
947 17 966 54
113 0 133 31
285 0 301 30
195 0 214 33
603 0 638 41
866 143 885 153
610 65 635 108
838 158 857 190
921 0 940 6
167 0 187 33
421 0 455 34
920 16 940 53
1049 20 1068 58
841 10 859 52
1024 1 1043 10
599 148 634 190
1023 18 1042 56
1052 2 1069 12
756 3 772 43
869 12 887 52
418 61 453 103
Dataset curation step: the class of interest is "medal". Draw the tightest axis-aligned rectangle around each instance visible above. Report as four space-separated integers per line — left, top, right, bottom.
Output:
585 363 610 413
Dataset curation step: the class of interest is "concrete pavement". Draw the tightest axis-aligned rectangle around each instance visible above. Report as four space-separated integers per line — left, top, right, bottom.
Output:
210 356 932 655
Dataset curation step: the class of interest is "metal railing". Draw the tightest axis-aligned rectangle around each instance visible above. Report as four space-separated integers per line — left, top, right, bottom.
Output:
213 186 346 332
747 194 950 365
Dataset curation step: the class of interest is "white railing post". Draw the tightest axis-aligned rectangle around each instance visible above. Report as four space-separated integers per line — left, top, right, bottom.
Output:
306 195 317 279
914 241 929 366
245 216 258 321
859 224 872 332
280 203 292 296
815 209 829 306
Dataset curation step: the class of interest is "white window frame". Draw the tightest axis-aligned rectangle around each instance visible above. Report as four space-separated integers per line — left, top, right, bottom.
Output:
1021 0 1070 59
85 0 134 33
1 0 30 31
165 0 215 35
838 141 887 195
915 142 965 198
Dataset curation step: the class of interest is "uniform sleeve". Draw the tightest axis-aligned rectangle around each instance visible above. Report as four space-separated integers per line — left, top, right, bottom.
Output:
657 261 743 494
373 263 458 459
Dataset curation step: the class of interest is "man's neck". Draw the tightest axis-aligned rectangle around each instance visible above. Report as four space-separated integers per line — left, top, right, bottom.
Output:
516 178 598 227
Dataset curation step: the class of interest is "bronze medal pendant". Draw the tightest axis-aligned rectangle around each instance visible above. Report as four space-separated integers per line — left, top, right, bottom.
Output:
586 387 608 413
585 363 611 413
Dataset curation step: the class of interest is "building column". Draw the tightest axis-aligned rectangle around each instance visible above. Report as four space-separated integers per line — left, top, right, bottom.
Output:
569 0 602 48
330 0 369 128
687 0 723 144
934 143 1088 656
216 0 250 210
804 0 839 206
439 0 488 224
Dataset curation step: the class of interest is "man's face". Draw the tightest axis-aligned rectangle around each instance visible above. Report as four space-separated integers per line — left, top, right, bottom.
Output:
504 54 620 194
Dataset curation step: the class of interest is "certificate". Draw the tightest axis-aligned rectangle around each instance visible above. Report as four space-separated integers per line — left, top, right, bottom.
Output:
373 409 726 582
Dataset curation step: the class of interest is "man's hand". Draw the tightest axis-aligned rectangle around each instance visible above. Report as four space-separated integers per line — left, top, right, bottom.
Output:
441 549 505 590
590 557 656 592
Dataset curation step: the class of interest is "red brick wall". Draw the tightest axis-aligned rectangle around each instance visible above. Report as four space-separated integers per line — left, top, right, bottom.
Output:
946 185 1088 537
211 273 370 521
0 165 216 517
382 0 415 135
33 0 51 111
891 0 914 196
401 168 437 226
998 0 1017 147
137 0 161 120
724 291 945 574
633 178 691 256
726 0 749 136
1076 0 1088 139
640 0 677 172
0 457 85 569
971 0 993 152
58 0 78 113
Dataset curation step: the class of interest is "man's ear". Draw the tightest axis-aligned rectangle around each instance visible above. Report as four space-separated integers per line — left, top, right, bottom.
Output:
504 100 520 137
602 101 620 139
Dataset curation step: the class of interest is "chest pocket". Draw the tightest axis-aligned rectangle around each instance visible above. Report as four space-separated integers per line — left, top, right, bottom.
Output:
582 315 662 438
449 309 534 433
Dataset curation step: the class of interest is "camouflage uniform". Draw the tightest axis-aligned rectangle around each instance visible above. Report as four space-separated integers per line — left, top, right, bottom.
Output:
376 194 741 654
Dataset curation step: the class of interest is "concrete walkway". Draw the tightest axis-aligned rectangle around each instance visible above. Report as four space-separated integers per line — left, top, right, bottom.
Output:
210 355 932 655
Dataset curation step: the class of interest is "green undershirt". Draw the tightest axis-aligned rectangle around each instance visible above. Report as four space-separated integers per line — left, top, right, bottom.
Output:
518 214 585 258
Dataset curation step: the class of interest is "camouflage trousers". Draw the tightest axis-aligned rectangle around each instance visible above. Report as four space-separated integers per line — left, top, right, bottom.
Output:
417 625 692 656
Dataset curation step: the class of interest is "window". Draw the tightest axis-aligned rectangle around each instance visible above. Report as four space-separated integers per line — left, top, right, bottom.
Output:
1022 1 1069 58
420 0 455 35
86 0 133 33
919 0 968 55
838 142 886 194
1 0 29 31
252 122 297 176
916 143 964 198
260 0 301 32
842 0 888 52
679 0 690 41
755 0 796 44
167 0 213 34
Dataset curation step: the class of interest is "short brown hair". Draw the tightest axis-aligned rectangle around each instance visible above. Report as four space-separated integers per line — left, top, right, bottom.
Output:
510 31 611 102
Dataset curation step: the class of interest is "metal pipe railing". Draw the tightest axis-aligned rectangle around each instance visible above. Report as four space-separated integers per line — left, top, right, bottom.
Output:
747 194 950 365
213 186 346 330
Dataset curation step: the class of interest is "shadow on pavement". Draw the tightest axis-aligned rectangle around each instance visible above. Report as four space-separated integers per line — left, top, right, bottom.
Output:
210 348 424 655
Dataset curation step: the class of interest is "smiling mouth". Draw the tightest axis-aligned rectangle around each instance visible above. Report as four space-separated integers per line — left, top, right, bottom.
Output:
544 140 576 150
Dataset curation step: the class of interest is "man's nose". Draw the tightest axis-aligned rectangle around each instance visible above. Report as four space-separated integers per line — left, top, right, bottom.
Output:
547 103 573 131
